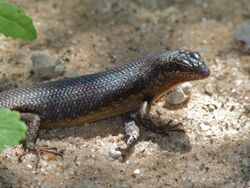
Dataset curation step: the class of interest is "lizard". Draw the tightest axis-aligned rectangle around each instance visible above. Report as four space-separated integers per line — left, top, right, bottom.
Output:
0 49 210 154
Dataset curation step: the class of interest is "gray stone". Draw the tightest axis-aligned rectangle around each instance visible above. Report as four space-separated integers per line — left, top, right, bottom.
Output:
108 148 122 159
235 23 250 51
31 51 65 81
205 83 213 95
166 83 192 105
225 181 237 188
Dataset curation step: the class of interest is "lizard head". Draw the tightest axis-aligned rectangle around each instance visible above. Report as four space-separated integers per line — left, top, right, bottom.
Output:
159 49 210 83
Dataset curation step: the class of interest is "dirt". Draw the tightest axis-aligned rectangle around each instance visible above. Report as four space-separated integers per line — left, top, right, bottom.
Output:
0 0 249 187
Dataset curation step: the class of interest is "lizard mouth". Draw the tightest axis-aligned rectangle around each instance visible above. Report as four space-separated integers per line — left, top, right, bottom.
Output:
186 66 211 80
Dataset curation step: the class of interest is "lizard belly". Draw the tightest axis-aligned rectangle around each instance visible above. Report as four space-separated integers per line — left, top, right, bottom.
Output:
41 93 144 129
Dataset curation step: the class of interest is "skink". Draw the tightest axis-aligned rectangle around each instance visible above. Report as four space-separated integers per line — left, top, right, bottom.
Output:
0 49 210 150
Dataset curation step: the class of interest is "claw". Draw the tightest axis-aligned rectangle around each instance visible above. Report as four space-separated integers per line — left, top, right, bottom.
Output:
18 146 64 162
162 121 185 133
137 101 186 135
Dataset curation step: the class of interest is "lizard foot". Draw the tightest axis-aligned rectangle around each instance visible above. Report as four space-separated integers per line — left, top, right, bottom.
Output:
144 119 185 135
138 101 185 135
18 145 64 162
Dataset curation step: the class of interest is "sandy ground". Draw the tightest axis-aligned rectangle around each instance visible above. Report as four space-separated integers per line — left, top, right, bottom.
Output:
0 0 249 187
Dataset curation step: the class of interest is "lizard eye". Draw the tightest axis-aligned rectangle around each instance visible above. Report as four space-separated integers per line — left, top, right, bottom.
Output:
177 50 204 69
177 49 210 78
190 52 201 60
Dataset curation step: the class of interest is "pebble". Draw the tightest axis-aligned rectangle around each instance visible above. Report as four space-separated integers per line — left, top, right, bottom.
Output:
68 137 78 145
41 182 53 188
235 22 250 51
26 164 33 169
247 181 250 187
244 104 250 114
166 83 192 105
194 154 202 161
225 181 237 188
108 148 122 159
205 83 213 95
31 51 65 81
133 169 141 176
199 123 210 131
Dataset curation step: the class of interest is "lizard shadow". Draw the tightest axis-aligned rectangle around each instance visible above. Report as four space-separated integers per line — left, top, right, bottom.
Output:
39 116 191 154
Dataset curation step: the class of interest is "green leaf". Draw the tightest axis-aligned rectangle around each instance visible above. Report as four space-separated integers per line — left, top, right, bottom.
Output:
0 108 27 153
0 0 37 40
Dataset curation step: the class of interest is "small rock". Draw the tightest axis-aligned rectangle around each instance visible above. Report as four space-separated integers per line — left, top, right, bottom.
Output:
242 64 250 75
205 83 213 95
182 82 192 95
31 51 65 81
133 169 141 176
244 104 250 114
235 22 250 51
225 181 237 188
166 83 192 105
199 123 210 131
26 164 33 169
194 154 202 161
68 137 77 145
245 140 250 156
41 182 53 188
156 159 165 166
247 181 250 187
108 148 122 159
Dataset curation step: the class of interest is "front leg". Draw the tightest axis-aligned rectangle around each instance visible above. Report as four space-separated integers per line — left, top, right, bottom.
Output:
123 116 140 148
114 114 140 159
121 101 183 150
